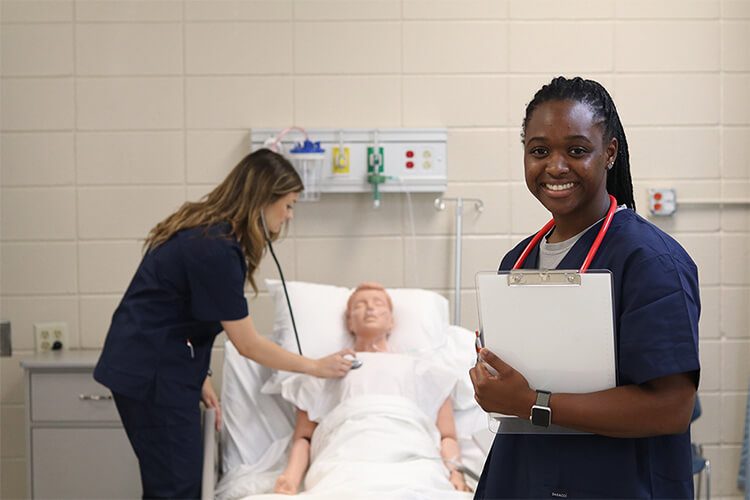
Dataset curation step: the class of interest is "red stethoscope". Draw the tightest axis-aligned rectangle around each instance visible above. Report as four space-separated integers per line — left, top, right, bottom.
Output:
474 194 619 356
512 194 618 273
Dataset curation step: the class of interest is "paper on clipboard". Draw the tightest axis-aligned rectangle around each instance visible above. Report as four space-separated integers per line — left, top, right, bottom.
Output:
475 270 617 434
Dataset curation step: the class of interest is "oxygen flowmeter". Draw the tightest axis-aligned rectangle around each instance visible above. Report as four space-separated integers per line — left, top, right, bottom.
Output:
367 145 386 208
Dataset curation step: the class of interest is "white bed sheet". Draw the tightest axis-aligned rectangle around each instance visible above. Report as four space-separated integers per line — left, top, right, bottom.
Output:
220 395 472 500
217 326 487 500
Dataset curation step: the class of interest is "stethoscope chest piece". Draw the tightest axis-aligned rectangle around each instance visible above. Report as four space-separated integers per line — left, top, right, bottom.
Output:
344 354 363 370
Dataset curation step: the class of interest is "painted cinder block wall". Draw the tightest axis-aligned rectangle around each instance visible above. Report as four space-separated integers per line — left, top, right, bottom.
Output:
1 1 748 498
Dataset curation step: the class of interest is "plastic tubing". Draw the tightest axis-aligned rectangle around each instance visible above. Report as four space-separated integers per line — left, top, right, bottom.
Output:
271 126 310 152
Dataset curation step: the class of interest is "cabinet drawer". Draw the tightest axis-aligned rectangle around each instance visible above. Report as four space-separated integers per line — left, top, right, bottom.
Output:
31 372 119 422
32 427 140 499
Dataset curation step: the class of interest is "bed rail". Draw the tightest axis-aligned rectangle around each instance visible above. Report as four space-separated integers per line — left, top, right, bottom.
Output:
201 408 220 500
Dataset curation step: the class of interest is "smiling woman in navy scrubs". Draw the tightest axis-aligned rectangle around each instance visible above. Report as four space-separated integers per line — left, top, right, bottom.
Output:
94 148 354 500
470 77 700 499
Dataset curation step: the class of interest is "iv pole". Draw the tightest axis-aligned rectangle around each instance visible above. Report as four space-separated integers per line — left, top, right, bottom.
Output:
434 196 484 325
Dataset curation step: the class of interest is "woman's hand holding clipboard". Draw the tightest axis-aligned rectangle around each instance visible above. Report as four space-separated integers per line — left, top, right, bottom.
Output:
470 347 536 419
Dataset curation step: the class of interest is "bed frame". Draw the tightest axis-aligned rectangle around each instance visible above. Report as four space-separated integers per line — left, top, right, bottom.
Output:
201 408 220 500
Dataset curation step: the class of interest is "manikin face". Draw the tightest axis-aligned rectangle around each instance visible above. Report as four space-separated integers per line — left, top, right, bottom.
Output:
263 192 299 233
347 289 394 340
523 99 617 229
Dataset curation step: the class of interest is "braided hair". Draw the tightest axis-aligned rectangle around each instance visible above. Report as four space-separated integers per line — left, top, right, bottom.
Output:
521 76 636 210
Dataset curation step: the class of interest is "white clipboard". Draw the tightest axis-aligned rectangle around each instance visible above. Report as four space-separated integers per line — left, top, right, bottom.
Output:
475 270 617 434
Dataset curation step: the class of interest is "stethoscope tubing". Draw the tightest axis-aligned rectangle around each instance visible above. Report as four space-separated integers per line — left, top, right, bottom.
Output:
266 238 304 356
512 194 617 273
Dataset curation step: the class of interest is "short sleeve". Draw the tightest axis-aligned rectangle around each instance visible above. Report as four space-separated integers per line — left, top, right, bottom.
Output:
618 253 700 386
413 359 460 421
280 374 338 422
182 232 249 322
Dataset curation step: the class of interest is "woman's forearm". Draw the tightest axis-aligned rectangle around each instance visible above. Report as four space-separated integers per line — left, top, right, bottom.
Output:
222 317 315 374
472 350 697 439
547 373 696 438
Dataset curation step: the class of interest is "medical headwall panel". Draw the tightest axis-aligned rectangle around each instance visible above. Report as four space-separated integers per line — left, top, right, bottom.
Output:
250 128 447 198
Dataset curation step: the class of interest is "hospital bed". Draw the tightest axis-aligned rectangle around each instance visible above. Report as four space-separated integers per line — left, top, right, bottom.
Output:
200 280 489 500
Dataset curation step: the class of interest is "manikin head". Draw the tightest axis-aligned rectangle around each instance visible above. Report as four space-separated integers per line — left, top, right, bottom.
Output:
346 282 394 352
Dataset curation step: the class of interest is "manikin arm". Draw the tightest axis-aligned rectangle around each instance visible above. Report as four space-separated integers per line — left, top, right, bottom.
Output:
436 398 471 492
274 409 318 495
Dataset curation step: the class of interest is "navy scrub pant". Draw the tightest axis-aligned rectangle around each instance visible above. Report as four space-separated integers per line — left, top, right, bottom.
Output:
113 392 202 500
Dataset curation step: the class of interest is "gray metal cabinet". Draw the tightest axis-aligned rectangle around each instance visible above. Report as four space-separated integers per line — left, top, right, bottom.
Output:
22 351 141 499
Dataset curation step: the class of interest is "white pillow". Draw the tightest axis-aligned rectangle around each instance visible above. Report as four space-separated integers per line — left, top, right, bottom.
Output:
265 279 450 359
262 280 451 394
262 280 483 413
266 280 353 357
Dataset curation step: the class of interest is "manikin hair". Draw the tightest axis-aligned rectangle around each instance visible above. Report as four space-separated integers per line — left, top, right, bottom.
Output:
522 76 636 211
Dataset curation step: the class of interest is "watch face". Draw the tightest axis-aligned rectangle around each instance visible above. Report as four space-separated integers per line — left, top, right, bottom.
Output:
531 406 551 427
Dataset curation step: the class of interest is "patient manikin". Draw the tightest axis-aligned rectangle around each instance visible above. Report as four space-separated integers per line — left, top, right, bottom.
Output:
273 282 471 496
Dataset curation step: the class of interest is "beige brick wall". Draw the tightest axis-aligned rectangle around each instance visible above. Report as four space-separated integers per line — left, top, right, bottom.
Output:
1 0 748 498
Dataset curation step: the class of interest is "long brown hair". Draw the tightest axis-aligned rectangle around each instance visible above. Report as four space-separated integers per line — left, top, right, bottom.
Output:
144 148 303 294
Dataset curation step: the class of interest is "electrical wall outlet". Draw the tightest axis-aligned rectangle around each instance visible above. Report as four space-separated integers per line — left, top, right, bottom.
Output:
649 188 677 216
0 321 11 357
34 322 69 352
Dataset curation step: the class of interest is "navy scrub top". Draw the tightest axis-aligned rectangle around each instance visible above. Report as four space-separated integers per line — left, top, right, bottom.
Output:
94 223 248 408
474 209 700 499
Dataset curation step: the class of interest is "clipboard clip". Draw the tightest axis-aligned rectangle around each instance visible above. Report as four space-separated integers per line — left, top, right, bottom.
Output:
507 270 581 286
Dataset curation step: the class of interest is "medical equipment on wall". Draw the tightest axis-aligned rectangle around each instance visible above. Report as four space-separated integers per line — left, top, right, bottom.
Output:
648 187 750 216
434 196 484 325
265 127 326 202
252 128 448 208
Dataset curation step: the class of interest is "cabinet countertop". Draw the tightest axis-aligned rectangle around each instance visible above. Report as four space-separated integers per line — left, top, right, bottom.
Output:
20 349 101 370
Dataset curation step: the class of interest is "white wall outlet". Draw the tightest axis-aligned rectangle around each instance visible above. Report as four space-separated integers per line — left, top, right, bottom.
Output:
34 322 69 352
648 188 677 216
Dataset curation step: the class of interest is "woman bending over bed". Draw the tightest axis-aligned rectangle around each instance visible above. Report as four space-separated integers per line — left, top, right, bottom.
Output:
273 282 472 497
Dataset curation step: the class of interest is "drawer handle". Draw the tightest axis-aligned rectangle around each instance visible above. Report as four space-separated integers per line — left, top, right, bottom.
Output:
79 394 113 401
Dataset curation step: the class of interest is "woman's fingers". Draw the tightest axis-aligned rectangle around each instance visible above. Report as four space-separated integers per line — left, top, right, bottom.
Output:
479 348 512 376
215 406 222 432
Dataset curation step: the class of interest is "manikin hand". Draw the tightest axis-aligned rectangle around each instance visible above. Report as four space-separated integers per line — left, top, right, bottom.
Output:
310 348 357 378
201 376 222 432
274 474 299 495
449 471 472 492
469 348 536 418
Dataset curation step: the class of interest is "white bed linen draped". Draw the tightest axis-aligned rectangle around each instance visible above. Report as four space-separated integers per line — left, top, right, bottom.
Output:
216 352 474 500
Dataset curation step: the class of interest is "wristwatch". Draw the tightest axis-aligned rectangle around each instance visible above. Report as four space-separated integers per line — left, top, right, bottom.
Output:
530 390 552 427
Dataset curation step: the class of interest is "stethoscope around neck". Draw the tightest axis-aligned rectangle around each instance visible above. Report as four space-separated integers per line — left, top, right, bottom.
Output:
512 194 618 272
